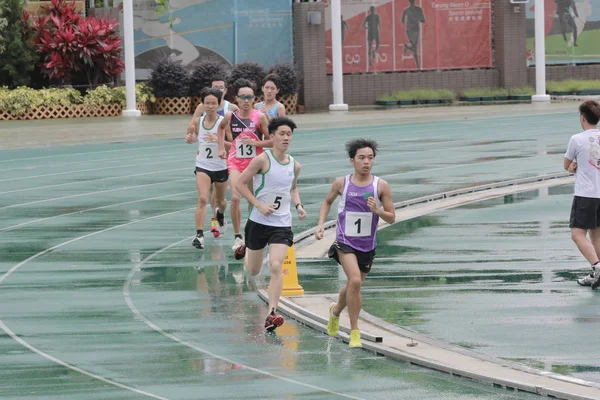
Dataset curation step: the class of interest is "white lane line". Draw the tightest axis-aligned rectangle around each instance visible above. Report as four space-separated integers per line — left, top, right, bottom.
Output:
0 321 170 400
0 176 189 210
0 166 189 196
0 206 194 285
123 239 366 400
0 141 184 164
0 149 186 173
0 155 184 183
0 191 195 232
0 208 197 397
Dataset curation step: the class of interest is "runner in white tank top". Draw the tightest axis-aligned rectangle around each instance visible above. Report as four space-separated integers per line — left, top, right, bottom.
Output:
187 77 239 234
235 117 306 332
255 74 286 120
185 88 230 249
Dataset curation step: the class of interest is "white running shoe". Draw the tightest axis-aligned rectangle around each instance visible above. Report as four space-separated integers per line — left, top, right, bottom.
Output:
231 236 244 251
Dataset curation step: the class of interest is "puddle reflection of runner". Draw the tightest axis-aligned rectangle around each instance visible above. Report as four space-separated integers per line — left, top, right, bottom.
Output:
362 6 380 67
556 0 579 46
402 0 425 70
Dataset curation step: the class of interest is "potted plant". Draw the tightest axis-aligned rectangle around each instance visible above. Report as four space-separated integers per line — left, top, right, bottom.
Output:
149 58 191 114
228 61 266 101
575 80 600 96
460 88 482 102
437 89 455 104
267 63 300 114
547 80 574 96
509 86 534 101
375 93 397 106
393 90 414 106
490 88 509 101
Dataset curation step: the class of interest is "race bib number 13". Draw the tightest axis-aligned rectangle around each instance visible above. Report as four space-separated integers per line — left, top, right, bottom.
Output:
344 211 372 237
236 142 256 158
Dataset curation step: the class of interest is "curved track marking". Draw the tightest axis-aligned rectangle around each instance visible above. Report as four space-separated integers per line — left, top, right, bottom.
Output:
0 167 188 196
0 321 170 400
0 176 188 210
0 155 184 183
0 191 195 232
122 239 366 400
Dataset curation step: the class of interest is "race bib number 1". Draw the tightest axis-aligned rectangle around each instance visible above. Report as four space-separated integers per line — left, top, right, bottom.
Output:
344 211 372 237
236 142 256 158
198 143 218 160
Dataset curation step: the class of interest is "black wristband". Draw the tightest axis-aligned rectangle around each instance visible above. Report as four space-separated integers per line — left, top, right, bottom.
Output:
295 203 304 210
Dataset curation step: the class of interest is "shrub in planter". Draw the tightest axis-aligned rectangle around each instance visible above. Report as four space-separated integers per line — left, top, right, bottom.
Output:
375 93 397 106
84 85 120 107
25 0 124 87
149 58 190 98
509 86 534 100
228 61 266 96
113 83 155 107
266 63 300 96
189 59 230 97
392 90 414 105
0 86 43 115
38 87 83 107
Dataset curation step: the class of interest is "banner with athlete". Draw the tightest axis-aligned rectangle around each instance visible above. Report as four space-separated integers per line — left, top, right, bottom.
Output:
526 0 600 66
324 0 492 73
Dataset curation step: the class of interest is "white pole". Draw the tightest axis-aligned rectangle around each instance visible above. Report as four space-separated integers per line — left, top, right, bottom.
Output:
532 0 550 103
122 0 141 116
329 0 348 111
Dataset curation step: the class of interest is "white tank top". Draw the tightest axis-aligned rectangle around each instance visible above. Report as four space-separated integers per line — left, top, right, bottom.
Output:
195 115 227 171
249 150 295 227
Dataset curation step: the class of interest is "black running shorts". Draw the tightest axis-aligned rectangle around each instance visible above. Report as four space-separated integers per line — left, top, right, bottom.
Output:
328 241 376 274
194 167 228 183
570 196 600 230
244 219 293 250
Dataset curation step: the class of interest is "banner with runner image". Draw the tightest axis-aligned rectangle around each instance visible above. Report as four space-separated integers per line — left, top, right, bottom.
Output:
324 0 492 73
526 0 600 65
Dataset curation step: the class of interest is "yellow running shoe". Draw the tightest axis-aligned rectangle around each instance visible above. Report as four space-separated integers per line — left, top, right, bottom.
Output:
327 303 340 337
349 329 362 348
210 218 220 238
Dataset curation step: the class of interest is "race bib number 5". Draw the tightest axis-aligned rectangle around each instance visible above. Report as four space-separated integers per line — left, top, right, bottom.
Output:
236 142 256 158
198 143 218 160
265 193 290 214
344 211 372 237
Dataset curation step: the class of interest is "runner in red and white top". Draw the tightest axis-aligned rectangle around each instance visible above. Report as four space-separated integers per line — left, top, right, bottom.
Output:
218 78 270 258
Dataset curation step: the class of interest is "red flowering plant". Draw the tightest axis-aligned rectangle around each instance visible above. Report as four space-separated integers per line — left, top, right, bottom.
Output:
23 0 124 87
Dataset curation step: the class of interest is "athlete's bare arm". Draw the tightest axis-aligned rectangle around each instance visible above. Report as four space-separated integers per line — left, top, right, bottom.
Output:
185 118 198 144
315 177 344 240
276 104 286 117
188 104 204 134
235 153 273 216
564 157 577 173
241 113 273 148
369 179 395 225
218 112 232 159
291 161 306 220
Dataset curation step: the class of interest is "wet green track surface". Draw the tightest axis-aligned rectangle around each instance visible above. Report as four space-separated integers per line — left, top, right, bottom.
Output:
0 109 592 399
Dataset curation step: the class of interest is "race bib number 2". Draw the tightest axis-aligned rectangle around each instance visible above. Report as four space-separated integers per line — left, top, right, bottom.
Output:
236 142 256 158
344 211 372 237
198 143 217 160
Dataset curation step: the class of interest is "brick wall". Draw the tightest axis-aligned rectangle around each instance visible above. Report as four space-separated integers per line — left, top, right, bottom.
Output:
528 65 600 85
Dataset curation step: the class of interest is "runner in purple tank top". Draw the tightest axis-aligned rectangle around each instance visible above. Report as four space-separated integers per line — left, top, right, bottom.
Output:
315 139 395 348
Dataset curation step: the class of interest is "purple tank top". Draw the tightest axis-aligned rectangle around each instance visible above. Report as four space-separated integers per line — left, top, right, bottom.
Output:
335 174 381 252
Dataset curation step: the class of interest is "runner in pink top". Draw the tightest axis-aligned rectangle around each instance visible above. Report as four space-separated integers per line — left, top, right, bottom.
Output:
218 79 270 257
